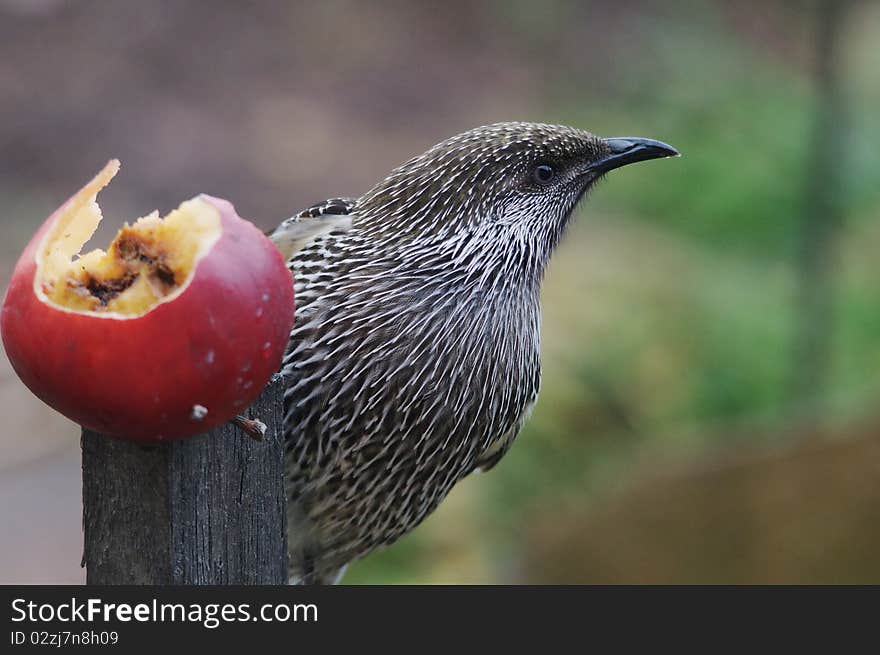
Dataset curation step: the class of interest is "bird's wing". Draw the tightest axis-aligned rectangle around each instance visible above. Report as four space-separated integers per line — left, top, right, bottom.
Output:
268 197 357 262
473 424 519 472
295 197 358 219
473 397 537 473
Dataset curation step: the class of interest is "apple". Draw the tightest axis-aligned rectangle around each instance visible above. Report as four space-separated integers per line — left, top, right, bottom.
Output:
1 161 295 441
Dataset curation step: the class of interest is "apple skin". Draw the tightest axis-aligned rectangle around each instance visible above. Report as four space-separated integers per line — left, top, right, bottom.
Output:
1 194 295 441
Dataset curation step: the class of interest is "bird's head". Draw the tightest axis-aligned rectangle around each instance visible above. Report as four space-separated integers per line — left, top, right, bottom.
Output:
358 122 678 270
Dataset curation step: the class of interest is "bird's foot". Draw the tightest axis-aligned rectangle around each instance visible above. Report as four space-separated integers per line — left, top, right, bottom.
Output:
231 414 267 441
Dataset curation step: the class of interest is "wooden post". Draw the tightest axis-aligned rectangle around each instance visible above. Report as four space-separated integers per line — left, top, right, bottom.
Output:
81 375 288 584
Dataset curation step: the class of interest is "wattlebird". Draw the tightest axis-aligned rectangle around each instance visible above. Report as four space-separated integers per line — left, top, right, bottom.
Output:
270 122 678 583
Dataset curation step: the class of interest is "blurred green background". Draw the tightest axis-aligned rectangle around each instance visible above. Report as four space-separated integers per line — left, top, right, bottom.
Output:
1 0 878 584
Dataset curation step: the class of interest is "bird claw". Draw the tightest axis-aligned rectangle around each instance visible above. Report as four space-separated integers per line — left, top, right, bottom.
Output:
231 414 267 441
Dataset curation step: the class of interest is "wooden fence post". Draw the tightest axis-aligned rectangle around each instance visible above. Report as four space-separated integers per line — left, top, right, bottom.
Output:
81 375 287 584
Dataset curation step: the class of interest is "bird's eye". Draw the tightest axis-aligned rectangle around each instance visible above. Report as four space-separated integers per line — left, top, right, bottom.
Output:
533 163 556 184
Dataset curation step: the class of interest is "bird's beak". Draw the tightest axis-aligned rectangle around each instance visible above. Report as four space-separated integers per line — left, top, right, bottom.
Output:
588 137 680 175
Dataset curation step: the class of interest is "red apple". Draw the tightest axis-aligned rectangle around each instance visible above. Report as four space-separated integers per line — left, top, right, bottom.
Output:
1 161 295 441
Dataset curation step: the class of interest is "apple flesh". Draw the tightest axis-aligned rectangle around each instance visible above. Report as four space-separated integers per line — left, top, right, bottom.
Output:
1 161 295 441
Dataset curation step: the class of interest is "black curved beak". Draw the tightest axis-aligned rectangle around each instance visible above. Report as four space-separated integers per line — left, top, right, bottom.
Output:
589 137 680 175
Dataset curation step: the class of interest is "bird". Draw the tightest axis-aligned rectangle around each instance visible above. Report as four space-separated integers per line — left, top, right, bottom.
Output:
269 122 678 584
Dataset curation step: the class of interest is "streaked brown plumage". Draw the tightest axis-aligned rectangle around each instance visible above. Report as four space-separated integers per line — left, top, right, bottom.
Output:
271 122 678 583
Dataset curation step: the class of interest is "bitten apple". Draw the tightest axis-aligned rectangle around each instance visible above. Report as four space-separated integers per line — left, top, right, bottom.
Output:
1 161 295 441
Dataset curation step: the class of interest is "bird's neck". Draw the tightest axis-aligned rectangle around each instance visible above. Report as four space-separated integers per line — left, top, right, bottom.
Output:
425 217 562 296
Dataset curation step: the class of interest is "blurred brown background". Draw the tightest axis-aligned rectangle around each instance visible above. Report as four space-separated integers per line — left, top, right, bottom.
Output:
1 0 879 584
